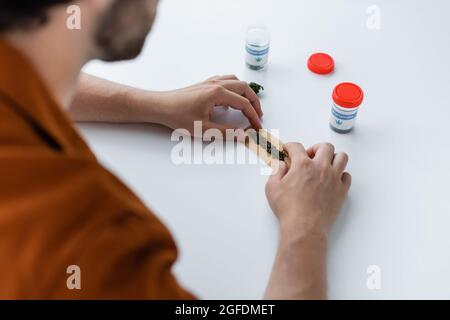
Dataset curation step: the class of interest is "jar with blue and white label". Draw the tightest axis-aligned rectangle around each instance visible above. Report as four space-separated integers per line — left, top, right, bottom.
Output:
330 82 364 133
245 25 270 70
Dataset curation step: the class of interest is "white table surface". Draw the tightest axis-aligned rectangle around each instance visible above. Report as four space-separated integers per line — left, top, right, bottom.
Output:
81 0 450 299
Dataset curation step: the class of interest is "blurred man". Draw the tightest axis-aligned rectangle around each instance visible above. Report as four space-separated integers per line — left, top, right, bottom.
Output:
0 0 350 299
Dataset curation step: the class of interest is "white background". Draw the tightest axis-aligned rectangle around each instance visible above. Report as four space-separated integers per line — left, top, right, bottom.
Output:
82 0 450 299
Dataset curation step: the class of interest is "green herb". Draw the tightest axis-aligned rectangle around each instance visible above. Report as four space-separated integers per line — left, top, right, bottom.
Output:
249 130 288 161
249 82 264 95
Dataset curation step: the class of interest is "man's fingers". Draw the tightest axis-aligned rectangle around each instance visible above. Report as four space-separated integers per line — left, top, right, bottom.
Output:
342 172 352 190
219 80 263 118
270 161 289 181
307 143 335 163
283 143 308 168
332 152 349 173
216 88 262 130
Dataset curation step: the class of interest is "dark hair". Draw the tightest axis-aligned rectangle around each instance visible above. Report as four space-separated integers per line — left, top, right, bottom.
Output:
0 1 72 32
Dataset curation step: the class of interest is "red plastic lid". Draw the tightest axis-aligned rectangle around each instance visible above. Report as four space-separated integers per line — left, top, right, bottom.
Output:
332 82 364 108
308 53 335 75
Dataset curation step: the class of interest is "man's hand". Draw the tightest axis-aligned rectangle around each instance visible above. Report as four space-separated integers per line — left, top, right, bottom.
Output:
266 142 351 238
70 74 262 135
156 75 263 135
264 142 351 300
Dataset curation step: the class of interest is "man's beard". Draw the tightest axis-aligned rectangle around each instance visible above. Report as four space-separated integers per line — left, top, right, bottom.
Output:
94 0 157 62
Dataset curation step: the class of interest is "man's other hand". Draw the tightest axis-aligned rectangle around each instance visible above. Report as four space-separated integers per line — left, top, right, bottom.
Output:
156 75 263 135
264 142 351 299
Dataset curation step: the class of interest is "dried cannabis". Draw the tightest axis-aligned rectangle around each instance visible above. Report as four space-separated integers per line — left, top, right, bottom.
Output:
249 130 288 161
249 82 264 95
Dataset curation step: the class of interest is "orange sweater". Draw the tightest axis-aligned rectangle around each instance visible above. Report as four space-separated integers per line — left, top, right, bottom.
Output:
0 39 194 299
